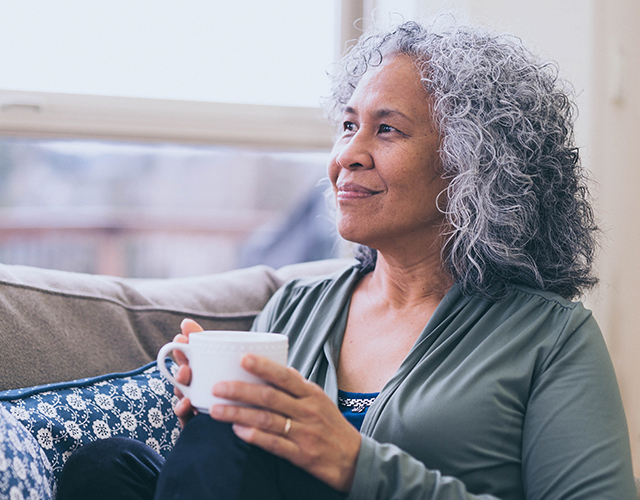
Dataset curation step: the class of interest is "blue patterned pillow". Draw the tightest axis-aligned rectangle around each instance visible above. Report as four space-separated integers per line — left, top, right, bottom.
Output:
0 360 180 482
0 405 54 499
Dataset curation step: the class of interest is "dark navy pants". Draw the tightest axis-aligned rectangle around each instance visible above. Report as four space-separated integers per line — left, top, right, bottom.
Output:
57 414 346 500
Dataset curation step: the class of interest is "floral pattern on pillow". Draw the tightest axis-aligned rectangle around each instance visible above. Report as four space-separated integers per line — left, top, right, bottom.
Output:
0 361 180 482
0 405 54 500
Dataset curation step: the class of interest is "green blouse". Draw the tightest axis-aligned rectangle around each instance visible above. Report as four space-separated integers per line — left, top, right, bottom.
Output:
251 266 636 500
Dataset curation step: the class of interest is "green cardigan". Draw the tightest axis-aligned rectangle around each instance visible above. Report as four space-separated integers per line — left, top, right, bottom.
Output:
251 266 636 500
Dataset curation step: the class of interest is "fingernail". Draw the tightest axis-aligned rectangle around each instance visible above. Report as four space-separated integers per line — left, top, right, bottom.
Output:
242 354 256 369
232 424 249 438
213 382 228 396
210 405 224 418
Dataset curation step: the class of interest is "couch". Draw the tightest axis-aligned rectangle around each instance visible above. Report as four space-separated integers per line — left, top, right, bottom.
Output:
0 258 353 498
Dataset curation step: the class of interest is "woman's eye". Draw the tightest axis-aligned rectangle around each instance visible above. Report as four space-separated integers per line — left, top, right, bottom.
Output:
378 124 394 133
343 121 355 132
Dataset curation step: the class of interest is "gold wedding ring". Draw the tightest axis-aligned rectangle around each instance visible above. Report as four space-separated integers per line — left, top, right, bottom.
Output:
283 417 292 436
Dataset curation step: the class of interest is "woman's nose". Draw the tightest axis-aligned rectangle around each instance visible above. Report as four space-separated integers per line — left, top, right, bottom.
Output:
333 132 374 171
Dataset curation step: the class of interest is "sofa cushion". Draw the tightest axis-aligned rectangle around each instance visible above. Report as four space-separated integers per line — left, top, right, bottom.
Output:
0 263 285 390
0 360 180 483
0 405 54 499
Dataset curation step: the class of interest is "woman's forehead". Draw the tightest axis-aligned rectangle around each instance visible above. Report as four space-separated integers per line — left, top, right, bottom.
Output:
345 55 432 119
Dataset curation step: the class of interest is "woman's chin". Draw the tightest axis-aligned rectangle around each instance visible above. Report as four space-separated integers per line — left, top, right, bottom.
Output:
336 224 371 248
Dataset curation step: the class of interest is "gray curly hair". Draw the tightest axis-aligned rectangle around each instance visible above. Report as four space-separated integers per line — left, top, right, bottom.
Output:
325 20 598 300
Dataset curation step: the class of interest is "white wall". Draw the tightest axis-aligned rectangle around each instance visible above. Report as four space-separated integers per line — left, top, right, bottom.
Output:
589 0 640 474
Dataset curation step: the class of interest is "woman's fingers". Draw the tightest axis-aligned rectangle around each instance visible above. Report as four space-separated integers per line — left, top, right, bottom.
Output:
172 318 203 365
170 335 190 369
211 380 291 417
174 395 192 417
174 395 197 428
171 318 202 426
180 318 204 335
173 364 195 426
175 363 192 386
210 403 291 437
231 423 300 461
239 354 312 399
212 375 321 420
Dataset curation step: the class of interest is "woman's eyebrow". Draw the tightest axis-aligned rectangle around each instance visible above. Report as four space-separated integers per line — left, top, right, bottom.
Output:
375 108 413 123
343 106 413 123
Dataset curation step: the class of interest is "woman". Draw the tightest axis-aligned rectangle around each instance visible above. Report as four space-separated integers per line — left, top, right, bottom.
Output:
57 20 636 500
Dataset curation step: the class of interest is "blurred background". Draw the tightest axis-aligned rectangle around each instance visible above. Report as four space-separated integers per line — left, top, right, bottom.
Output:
1 0 639 473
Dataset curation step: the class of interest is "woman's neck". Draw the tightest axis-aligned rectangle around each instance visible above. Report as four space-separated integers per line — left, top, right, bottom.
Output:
367 251 453 310
337 250 452 393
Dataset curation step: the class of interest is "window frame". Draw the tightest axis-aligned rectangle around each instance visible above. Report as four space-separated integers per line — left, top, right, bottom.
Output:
0 90 335 149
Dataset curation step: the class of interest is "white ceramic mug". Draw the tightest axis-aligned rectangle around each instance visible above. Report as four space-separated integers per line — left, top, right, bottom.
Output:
157 330 288 412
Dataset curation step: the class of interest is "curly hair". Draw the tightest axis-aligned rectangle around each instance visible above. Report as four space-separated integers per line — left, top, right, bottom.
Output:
325 19 598 300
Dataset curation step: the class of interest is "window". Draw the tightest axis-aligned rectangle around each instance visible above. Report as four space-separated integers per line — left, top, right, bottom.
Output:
0 137 339 277
0 1 342 147
0 2 357 276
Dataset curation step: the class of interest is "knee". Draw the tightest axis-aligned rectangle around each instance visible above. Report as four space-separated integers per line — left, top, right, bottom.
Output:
57 437 164 500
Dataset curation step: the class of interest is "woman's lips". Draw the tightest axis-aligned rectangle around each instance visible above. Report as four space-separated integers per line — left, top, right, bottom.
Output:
336 182 381 200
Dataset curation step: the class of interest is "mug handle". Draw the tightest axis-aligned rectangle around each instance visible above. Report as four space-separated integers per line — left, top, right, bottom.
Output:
157 342 191 399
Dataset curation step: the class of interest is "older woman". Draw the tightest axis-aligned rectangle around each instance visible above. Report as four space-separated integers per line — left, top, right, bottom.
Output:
58 20 636 500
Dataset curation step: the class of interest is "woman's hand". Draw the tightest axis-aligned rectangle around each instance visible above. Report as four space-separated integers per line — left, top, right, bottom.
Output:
209 354 362 493
172 318 204 428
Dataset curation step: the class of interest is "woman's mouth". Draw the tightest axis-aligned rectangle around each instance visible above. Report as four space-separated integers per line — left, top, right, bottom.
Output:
336 182 381 200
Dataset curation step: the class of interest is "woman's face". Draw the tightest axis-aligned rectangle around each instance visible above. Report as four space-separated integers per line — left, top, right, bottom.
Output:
328 54 448 255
